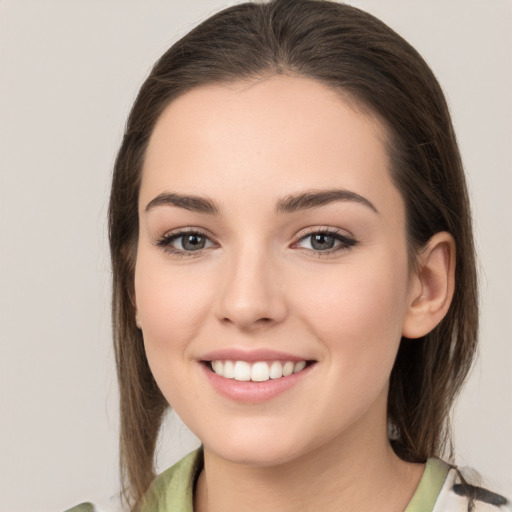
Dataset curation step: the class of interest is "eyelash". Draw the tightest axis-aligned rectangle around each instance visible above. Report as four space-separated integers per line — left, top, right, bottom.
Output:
155 227 358 257
155 228 217 257
292 227 358 256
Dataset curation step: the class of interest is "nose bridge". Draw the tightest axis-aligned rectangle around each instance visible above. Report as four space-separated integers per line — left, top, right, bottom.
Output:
216 238 287 328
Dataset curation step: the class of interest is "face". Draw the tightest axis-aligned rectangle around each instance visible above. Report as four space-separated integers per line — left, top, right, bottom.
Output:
135 76 416 467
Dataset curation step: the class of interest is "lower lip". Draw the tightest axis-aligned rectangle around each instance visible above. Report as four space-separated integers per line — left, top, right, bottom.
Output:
200 363 314 403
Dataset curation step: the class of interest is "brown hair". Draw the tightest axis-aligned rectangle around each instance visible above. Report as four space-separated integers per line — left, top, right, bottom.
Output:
108 0 478 507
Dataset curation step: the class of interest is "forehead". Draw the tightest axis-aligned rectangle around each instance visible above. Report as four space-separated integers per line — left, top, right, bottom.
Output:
140 75 398 215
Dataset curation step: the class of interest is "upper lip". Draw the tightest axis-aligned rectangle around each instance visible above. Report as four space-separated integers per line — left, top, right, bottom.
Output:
200 348 312 363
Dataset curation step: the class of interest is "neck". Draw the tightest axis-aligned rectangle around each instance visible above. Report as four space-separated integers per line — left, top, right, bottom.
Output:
194 417 424 512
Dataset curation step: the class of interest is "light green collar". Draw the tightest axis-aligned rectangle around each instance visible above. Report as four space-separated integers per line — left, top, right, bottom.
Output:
137 449 203 512
405 458 451 512
139 450 450 512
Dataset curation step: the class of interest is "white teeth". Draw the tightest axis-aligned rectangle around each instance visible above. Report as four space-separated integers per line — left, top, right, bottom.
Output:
223 360 235 379
294 361 306 373
251 362 270 382
282 361 294 377
212 360 223 374
210 359 308 381
233 361 251 381
269 360 283 379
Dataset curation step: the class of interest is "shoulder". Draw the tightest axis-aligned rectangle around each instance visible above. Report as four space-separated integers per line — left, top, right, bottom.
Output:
405 458 510 512
135 448 204 512
433 463 511 512
63 449 203 512
63 499 122 512
64 504 97 512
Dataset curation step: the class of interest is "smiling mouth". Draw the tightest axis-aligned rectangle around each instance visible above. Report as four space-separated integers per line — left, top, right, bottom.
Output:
206 360 313 382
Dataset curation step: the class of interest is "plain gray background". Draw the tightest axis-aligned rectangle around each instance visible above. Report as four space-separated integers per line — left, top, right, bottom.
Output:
1 1 511 510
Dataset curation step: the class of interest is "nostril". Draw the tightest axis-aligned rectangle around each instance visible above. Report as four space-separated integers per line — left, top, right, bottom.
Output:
221 316 273 326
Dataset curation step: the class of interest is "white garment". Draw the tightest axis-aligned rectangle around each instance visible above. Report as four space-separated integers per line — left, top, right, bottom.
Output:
433 468 511 512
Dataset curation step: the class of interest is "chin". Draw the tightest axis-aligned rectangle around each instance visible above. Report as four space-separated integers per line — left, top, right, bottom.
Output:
200 418 336 470
201 425 308 468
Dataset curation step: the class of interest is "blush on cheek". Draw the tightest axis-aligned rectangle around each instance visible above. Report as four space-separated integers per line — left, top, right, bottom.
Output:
139 293 210 354
135 257 215 342
295 269 405 358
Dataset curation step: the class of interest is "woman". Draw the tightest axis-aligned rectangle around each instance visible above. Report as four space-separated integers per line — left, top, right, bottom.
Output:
76 0 509 510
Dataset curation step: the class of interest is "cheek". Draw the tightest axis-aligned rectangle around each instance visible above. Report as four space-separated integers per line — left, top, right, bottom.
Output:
290 255 409 372
134 254 215 356
134 255 219 410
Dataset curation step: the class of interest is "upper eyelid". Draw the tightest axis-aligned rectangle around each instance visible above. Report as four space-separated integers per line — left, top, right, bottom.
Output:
293 226 355 240
158 226 216 241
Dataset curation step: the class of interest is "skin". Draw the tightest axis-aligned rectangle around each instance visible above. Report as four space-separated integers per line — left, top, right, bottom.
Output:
134 75 455 512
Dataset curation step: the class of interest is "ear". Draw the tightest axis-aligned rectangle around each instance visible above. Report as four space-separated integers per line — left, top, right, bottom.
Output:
133 292 143 330
402 232 456 339
135 310 142 330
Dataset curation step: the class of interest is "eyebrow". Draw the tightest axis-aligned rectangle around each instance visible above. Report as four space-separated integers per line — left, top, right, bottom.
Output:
275 189 379 214
145 192 220 214
144 188 378 215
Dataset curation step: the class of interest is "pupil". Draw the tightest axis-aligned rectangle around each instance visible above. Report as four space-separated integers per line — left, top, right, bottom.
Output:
311 234 334 250
182 234 205 251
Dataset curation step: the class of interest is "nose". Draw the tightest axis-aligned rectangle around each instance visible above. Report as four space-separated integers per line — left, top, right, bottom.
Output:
215 246 288 330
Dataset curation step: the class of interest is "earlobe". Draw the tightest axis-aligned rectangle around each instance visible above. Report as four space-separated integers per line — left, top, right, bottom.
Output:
402 232 456 339
134 298 142 330
132 288 142 330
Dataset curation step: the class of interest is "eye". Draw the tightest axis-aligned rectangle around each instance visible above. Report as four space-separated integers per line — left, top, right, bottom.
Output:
294 229 357 254
156 230 216 255
176 233 210 251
